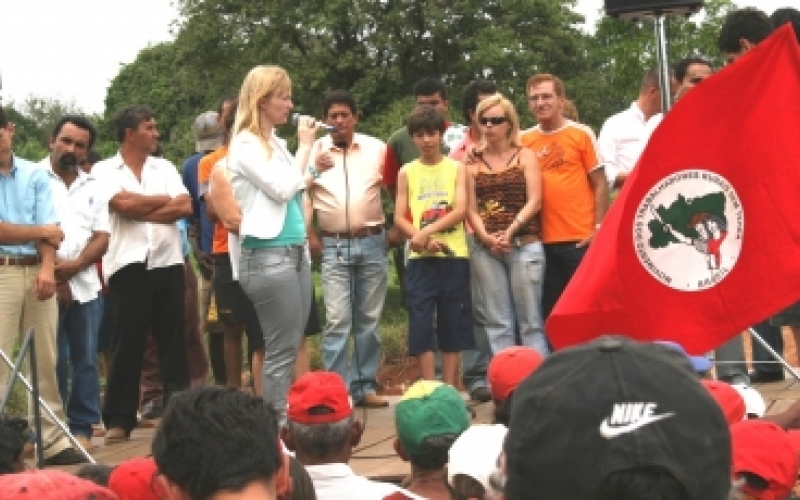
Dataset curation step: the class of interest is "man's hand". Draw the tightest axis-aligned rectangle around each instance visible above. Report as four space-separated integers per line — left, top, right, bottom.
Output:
385 226 405 248
576 228 597 248
307 230 323 260
315 150 335 175
54 258 84 283
56 282 73 306
34 265 56 301
41 224 64 248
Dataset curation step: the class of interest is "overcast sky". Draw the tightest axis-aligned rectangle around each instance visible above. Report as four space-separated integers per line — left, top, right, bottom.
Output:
0 0 793 114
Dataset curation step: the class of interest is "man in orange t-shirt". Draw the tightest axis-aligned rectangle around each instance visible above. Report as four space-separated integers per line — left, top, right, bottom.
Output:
520 74 609 325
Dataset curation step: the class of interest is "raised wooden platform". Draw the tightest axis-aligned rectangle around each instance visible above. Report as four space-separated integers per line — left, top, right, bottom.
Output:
52 395 495 481
49 376 800 480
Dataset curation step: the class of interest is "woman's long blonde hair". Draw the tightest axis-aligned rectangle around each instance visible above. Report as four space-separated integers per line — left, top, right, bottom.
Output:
475 93 521 152
231 65 292 157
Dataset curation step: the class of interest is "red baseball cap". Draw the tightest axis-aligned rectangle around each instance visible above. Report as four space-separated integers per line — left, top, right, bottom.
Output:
488 346 543 402
702 379 746 425
287 371 353 424
2 470 118 500
731 420 799 500
108 457 159 500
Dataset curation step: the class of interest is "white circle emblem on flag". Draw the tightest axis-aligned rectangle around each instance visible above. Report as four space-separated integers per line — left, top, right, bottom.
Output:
633 169 744 291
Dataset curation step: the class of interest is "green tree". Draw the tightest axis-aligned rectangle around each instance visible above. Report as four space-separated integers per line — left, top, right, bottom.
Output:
169 0 586 137
577 0 736 129
102 41 202 163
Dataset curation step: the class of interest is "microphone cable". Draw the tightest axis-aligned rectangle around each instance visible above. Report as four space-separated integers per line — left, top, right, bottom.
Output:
334 138 369 429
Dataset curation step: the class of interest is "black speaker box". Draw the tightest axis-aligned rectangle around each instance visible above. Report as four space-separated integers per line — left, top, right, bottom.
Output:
605 0 704 20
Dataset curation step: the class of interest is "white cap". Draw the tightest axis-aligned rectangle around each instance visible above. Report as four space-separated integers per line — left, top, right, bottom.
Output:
447 424 508 491
732 384 767 418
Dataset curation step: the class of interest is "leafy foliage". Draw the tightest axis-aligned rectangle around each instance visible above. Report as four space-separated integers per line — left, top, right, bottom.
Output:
8 0 734 165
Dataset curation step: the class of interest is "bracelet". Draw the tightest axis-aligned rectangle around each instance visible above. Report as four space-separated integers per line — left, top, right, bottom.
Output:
307 165 321 179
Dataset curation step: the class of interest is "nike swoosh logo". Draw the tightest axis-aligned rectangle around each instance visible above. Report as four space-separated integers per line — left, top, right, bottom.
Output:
598 412 675 439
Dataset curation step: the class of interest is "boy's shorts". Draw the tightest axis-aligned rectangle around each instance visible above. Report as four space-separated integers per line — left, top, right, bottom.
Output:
405 257 475 356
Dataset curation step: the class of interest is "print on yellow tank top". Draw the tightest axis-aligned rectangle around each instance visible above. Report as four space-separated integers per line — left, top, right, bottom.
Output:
404 157 468 258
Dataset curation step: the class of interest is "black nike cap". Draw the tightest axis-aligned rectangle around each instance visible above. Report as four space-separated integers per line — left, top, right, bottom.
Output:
503 335 731 500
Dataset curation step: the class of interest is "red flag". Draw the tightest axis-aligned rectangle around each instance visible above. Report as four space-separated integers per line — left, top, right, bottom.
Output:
547 25 800 354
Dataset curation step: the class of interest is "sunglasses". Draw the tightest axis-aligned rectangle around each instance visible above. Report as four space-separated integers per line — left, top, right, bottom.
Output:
479 116 508 126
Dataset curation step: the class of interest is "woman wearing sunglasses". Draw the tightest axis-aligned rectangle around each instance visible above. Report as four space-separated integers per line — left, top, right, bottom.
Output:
465 93 548 357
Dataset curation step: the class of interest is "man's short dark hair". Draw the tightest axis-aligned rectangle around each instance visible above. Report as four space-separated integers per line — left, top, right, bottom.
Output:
113 105 156 143
288 414 353 460
717 8 773 54
461 79 497 123
288 456 316 500
771 8 800 44
0 107 8 128
223 99 238 134
413 77 448 100
408 434 457 470
640 67 660 93
406 105 446 136
323 89 358 117
86 150 103 166
217 95 238 117
673 56 713 83
0 417 26 475
152 387 281 499
493 392 514 427
52 115 97 149
75 464 115 487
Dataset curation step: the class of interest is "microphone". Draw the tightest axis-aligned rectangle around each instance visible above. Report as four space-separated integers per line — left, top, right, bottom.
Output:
291 113 337 133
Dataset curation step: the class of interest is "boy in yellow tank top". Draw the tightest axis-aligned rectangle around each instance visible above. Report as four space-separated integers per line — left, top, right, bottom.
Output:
394 106 474 386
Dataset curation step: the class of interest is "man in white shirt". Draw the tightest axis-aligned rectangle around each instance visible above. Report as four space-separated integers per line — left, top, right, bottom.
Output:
597 68 662 189
283 372 420 500
42 115 109 453
307 90 390 408
92 105 192 445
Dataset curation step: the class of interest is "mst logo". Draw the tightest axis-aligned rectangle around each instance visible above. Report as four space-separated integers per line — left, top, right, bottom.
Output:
633 169 744 292
599 402 675 439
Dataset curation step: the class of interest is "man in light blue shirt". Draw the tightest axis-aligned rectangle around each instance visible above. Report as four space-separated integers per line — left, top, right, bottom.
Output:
0 107 87 465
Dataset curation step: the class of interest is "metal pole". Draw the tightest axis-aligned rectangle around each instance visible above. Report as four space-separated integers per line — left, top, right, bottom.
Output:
749 327 800 382
0 347 95 464
654 15 673 113
29 334 45 469
0 330 33 413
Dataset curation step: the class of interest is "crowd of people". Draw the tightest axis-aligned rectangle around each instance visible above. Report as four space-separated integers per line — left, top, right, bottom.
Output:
1 5 800 499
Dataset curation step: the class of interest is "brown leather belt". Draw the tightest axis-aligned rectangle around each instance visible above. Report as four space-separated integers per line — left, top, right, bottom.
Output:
319 226 383 239
0 255 41 266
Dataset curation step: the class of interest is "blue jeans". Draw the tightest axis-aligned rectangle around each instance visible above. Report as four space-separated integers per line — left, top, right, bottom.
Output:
56 296 102 438
468 237 548 356
462 235 492 392
239 246 310 426
321 233 387 401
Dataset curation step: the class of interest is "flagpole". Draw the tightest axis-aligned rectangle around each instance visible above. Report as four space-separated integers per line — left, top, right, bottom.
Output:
748 328 800 382
654 14 673 113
